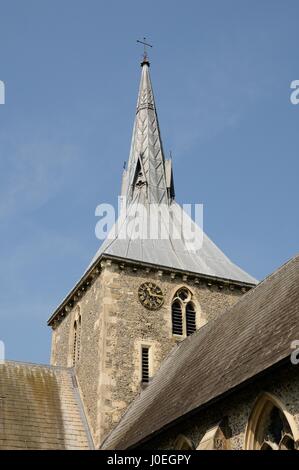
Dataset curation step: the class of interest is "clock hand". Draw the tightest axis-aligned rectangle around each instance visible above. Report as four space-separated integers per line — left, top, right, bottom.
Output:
148 289 162 298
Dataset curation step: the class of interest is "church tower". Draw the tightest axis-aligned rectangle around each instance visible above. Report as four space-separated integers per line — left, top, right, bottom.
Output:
48 55 256 448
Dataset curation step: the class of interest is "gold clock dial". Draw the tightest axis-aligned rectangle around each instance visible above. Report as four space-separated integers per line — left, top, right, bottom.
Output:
138 282 164 310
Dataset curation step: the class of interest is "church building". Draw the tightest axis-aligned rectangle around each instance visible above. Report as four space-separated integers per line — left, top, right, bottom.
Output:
0 53 298 451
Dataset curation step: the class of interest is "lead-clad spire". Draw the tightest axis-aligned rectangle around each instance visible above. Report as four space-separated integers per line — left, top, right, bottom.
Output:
122 60 174 205
88 57 256 285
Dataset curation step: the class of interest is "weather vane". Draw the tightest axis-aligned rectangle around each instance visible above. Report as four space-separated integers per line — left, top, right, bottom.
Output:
137 37 153 62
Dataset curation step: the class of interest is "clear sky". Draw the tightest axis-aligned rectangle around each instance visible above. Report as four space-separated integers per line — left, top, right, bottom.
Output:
0 0 298 364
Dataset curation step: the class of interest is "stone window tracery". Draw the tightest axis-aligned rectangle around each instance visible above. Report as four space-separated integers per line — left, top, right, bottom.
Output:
245 392 298 450
174 434 194 450
172 288 197 338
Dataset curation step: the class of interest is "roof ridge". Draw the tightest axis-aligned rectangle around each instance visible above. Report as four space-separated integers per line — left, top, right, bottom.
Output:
2 359 72 371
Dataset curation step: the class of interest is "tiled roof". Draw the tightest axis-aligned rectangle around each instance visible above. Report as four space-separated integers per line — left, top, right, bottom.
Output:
102 254 299 449
0 362 92 450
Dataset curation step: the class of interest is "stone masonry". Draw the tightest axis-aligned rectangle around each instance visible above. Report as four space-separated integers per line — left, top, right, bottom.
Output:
140 363 299 450
50 257 248 447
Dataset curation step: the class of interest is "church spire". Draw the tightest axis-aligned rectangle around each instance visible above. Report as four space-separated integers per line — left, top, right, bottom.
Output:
122 56 174 205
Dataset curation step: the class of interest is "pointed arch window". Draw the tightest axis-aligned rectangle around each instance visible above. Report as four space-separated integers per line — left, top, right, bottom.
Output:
72 321 77 366
76 315 82 363
174 434 194 450
72 311 82 366
245 392 298 450
171 288 197 338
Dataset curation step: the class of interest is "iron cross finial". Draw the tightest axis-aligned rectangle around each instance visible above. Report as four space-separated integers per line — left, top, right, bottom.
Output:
137 37 153 63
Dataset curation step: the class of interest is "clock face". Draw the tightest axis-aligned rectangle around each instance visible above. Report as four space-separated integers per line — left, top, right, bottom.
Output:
138 282 164 310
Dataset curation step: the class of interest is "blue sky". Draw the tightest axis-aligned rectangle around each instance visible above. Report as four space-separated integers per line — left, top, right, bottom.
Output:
0 0 298 363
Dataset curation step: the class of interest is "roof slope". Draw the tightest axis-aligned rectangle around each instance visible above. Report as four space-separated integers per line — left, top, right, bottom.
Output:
91 201 257 284
102 254 299 449
0 362 92 450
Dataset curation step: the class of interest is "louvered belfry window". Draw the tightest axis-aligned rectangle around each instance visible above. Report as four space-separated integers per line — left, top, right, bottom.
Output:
172 288 197 338
172 300 183 335
186 302 196 336
141 347 150 383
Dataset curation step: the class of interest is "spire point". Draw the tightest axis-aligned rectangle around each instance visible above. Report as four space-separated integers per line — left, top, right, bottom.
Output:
137 37 152 67
141 56 150 67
